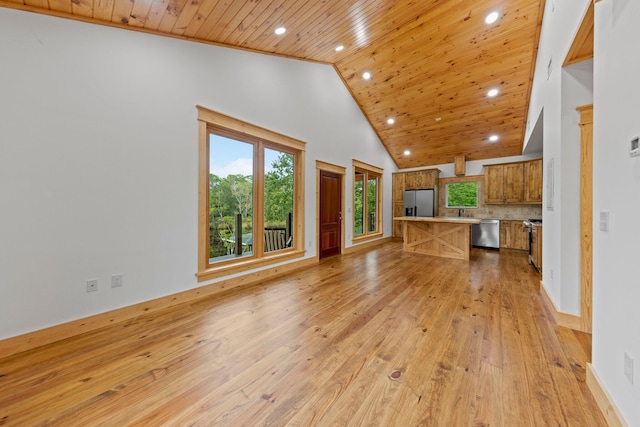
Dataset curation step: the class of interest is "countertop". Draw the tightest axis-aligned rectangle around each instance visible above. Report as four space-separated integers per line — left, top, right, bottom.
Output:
393 216 482 224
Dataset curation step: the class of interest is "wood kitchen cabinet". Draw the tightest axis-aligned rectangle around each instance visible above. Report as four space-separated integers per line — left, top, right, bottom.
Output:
392 173 405 238
512 222 529 250
499 220 511 248
524 158 543 203
484 159 542 205
484 165 504 204
485 163 524 203
404 169 439 190
392 169 440 237
500 220 529 250
392 203 404 237
504 163 525 203
392 173 405 203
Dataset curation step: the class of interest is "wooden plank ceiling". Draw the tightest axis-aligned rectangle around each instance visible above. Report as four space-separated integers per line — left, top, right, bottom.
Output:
2 0 546 168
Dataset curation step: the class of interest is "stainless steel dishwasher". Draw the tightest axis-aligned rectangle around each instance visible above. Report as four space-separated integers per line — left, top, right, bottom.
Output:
471 219 500 249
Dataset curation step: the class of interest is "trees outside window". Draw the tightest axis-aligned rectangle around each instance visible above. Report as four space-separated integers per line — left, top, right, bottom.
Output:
353 160 383 241
263 148 294 253
446 182 478 208
209 136 254 261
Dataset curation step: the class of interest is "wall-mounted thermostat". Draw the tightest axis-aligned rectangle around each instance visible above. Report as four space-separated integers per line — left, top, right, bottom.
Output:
630 137 640 157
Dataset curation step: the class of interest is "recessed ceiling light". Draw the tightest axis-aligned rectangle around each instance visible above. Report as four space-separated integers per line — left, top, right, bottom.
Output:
489 135 499 142
487 88 499 97
485 11 499 24
363 72 371 80
387 118 395 125
335 45 344 52
274 27 286 35
404 150 411 156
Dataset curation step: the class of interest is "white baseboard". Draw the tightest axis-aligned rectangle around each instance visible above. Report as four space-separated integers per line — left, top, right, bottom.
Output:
539 280 583 331
0 256 318 359
586 363 628 427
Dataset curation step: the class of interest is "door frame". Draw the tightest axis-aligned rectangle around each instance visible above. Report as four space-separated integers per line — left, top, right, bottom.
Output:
578 104 593 333
316 160 346 259
564 2 594 335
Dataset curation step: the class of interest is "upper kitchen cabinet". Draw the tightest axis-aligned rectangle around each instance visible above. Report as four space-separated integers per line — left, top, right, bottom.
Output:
484 159 542 205
484 163 524 203
484 165 505 204
404 170 439 190
392 173 405 204
523 158 543 203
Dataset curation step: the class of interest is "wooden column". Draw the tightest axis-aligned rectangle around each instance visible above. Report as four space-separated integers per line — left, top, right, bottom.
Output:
578 104 593 333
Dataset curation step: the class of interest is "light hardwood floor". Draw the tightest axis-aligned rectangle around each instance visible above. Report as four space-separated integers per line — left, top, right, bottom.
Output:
0 241 606 426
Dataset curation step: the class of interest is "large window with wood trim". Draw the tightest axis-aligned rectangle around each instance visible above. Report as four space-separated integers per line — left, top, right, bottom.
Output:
353 160 383 241
197 106 305 281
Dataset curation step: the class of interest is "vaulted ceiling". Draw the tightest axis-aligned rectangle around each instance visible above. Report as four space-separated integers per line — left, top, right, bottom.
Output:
1 0 545 168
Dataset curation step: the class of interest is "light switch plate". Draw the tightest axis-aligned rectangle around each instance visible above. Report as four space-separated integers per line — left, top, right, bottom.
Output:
625 352 634 384
599 211 609 232
111 274 123 288
630 137 640 157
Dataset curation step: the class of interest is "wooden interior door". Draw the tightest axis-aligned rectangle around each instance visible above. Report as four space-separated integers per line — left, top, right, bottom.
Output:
319 170 342 259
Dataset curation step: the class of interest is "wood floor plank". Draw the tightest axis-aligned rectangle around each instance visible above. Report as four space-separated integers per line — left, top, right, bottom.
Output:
0 242 608 426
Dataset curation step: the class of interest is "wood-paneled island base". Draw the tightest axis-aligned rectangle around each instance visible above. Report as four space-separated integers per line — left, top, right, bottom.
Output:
394 216 481 260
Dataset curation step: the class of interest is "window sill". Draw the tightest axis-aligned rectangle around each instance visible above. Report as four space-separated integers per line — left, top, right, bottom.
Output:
196 249 306 282
352 232 384 244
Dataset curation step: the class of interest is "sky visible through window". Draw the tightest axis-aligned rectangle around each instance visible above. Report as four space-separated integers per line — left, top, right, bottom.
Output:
209 134 279 177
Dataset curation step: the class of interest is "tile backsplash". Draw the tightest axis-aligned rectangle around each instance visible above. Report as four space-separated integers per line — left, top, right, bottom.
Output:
438 178 542 220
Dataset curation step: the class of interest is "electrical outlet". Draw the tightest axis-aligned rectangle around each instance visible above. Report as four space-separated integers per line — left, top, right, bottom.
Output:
111 274 123 288
87 279 98 292
624 352 634 384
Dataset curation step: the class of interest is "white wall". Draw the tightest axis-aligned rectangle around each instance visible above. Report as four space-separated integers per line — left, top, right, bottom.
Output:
559 60 593 314
524 0 592 314
527 0 640 424
0 9 397 340
593 0 640 424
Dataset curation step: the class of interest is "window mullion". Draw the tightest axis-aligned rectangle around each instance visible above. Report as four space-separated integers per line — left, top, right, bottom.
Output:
363 171 369 235
254 142 265 258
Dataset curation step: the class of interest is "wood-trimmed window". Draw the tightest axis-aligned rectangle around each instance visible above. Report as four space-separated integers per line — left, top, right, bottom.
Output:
352 159 383 242
197 106 306 282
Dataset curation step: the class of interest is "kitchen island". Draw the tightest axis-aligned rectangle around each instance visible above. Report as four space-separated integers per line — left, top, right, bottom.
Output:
393 216 481 260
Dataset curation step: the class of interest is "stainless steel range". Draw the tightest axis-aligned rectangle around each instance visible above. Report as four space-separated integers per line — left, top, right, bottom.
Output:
523 219 542 264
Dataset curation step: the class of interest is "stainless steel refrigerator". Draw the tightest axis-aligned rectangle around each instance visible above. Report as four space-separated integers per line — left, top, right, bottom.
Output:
403 189 435 217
